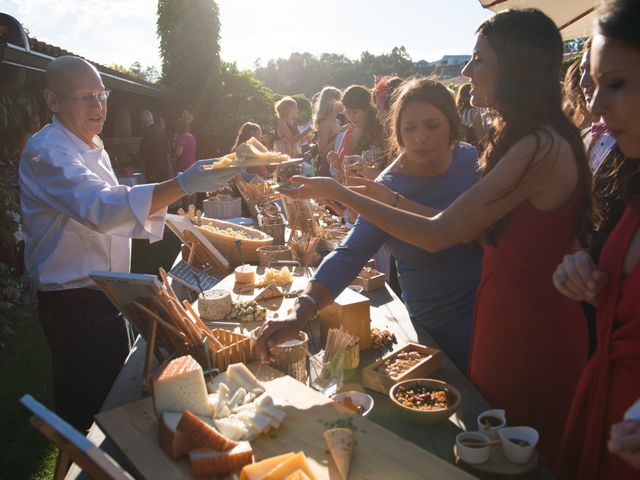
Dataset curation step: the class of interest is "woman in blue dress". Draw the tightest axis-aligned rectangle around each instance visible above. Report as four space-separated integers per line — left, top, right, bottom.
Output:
257 78 482 372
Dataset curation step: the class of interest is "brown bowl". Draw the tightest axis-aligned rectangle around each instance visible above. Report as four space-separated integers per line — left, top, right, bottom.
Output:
389 378 461 425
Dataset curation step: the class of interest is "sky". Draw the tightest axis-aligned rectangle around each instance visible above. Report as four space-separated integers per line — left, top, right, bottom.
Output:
3 0 493 71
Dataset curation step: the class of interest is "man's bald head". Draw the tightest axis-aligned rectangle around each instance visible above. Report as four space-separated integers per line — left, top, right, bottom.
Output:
44 56 108 147
46 56 102 95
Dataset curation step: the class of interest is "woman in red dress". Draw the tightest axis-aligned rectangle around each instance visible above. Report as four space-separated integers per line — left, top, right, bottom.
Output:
260 9 592 466
554 1 640 478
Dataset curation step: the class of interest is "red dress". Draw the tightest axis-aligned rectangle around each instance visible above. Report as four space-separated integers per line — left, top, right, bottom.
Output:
558 207 640 480
470 197 588 468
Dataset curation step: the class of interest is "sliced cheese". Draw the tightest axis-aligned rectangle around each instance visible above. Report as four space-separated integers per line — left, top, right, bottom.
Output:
198 289 232 321
227 363 265 393
152 355 210 417
214 382 231 418
228 387 247 410
264 451 317 480
188 442 253 477
285 469 313 480
177 410 237 451
241 453 296 480
214 417 249 441
257 404 287 429
207 393 218 417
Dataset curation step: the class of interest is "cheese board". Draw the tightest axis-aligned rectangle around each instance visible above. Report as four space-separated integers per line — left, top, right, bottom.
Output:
200 265 313 333
95 363 476 480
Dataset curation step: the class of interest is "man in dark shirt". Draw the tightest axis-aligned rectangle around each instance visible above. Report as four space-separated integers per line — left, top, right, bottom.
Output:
140 111 170 183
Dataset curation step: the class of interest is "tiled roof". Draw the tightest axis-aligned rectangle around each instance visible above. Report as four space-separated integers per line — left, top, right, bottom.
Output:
27 36 159 89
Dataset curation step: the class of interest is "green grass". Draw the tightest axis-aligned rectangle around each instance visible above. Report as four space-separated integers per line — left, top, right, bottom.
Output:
0 230 181 479
0 309 58 480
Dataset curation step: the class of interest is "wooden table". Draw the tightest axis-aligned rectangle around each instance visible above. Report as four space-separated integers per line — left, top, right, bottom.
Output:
66 264 554 479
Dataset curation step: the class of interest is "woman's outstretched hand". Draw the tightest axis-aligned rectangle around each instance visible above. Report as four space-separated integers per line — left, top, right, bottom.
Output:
346 176 395 205
277 176 344 202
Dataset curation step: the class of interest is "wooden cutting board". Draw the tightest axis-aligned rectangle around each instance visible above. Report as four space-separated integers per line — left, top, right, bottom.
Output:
207 265 313 329
95 364 475 480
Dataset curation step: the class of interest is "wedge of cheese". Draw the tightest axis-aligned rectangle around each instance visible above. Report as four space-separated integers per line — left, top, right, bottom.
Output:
152 355 210 417
254 284 284 302
323 428 355 480
241 453 296 480
189 441 253 477
177 410 238 451
263 451 317 480
158 411 212 459
158 412 195 459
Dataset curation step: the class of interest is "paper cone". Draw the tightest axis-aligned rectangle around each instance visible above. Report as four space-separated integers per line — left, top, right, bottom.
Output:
323 428 354 480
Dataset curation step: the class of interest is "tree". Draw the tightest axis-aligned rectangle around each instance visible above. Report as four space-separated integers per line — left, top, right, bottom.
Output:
157 0 222 156
107 62 160 83
214 62 276 153
254 47 428 97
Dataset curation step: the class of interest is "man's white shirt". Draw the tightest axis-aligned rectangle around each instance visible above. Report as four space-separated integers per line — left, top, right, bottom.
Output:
19 116 167 291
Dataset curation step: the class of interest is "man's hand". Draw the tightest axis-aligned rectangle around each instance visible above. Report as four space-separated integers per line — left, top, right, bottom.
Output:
608 419 640 472
254 316 305 363
552 250 608 305
177 159 240 195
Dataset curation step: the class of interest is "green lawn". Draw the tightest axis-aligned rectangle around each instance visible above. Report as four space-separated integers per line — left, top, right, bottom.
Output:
0 229 181 479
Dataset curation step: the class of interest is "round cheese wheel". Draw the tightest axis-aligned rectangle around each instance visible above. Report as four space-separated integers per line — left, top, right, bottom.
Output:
234 265 255 284
198 289 232 321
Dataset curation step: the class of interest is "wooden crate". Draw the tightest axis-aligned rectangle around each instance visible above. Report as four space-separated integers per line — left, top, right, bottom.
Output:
319 287 371 351
191 329 253 372
352 267 386 292
362 342 442 394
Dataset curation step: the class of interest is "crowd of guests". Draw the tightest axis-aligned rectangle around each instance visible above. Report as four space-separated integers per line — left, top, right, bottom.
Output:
251 1 640 479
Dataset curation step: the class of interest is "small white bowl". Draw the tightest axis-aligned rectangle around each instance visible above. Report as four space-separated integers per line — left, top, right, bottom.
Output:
332 391 374 416
347 284 364 294
456 432 491 464
477 408 507 439
498 426 539 464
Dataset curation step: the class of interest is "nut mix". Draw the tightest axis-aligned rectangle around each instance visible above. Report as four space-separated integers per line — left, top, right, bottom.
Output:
378 350 426 379
371 328 396 349
393 384 454 411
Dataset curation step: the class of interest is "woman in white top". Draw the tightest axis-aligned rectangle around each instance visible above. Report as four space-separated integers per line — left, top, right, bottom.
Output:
313 86 342 176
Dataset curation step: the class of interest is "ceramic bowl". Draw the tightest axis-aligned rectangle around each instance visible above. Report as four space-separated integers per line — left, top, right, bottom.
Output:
455 432 491 464
332 391 374 416
347 284 364 294
498 426 539 463
389 378 461 425
477 408 507 439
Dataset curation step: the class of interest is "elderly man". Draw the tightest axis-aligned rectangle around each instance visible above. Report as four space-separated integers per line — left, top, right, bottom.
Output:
19 56 237 431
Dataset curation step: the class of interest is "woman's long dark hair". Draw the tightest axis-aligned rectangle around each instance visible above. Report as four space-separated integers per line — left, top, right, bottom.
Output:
478 9 592 246
562 57 591 130
341 85 383 155
597 0 640 212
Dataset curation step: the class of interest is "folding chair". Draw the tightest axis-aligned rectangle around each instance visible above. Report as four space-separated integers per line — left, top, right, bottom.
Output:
20 395 134 480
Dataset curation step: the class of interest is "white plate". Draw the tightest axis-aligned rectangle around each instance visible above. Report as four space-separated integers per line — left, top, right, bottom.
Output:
332 391 374 416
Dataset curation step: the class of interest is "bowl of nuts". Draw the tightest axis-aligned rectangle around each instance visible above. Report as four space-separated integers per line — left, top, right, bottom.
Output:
389 378 461 425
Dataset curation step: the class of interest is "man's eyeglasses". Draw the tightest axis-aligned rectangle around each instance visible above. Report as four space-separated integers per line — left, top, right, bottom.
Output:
54 89 111 105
